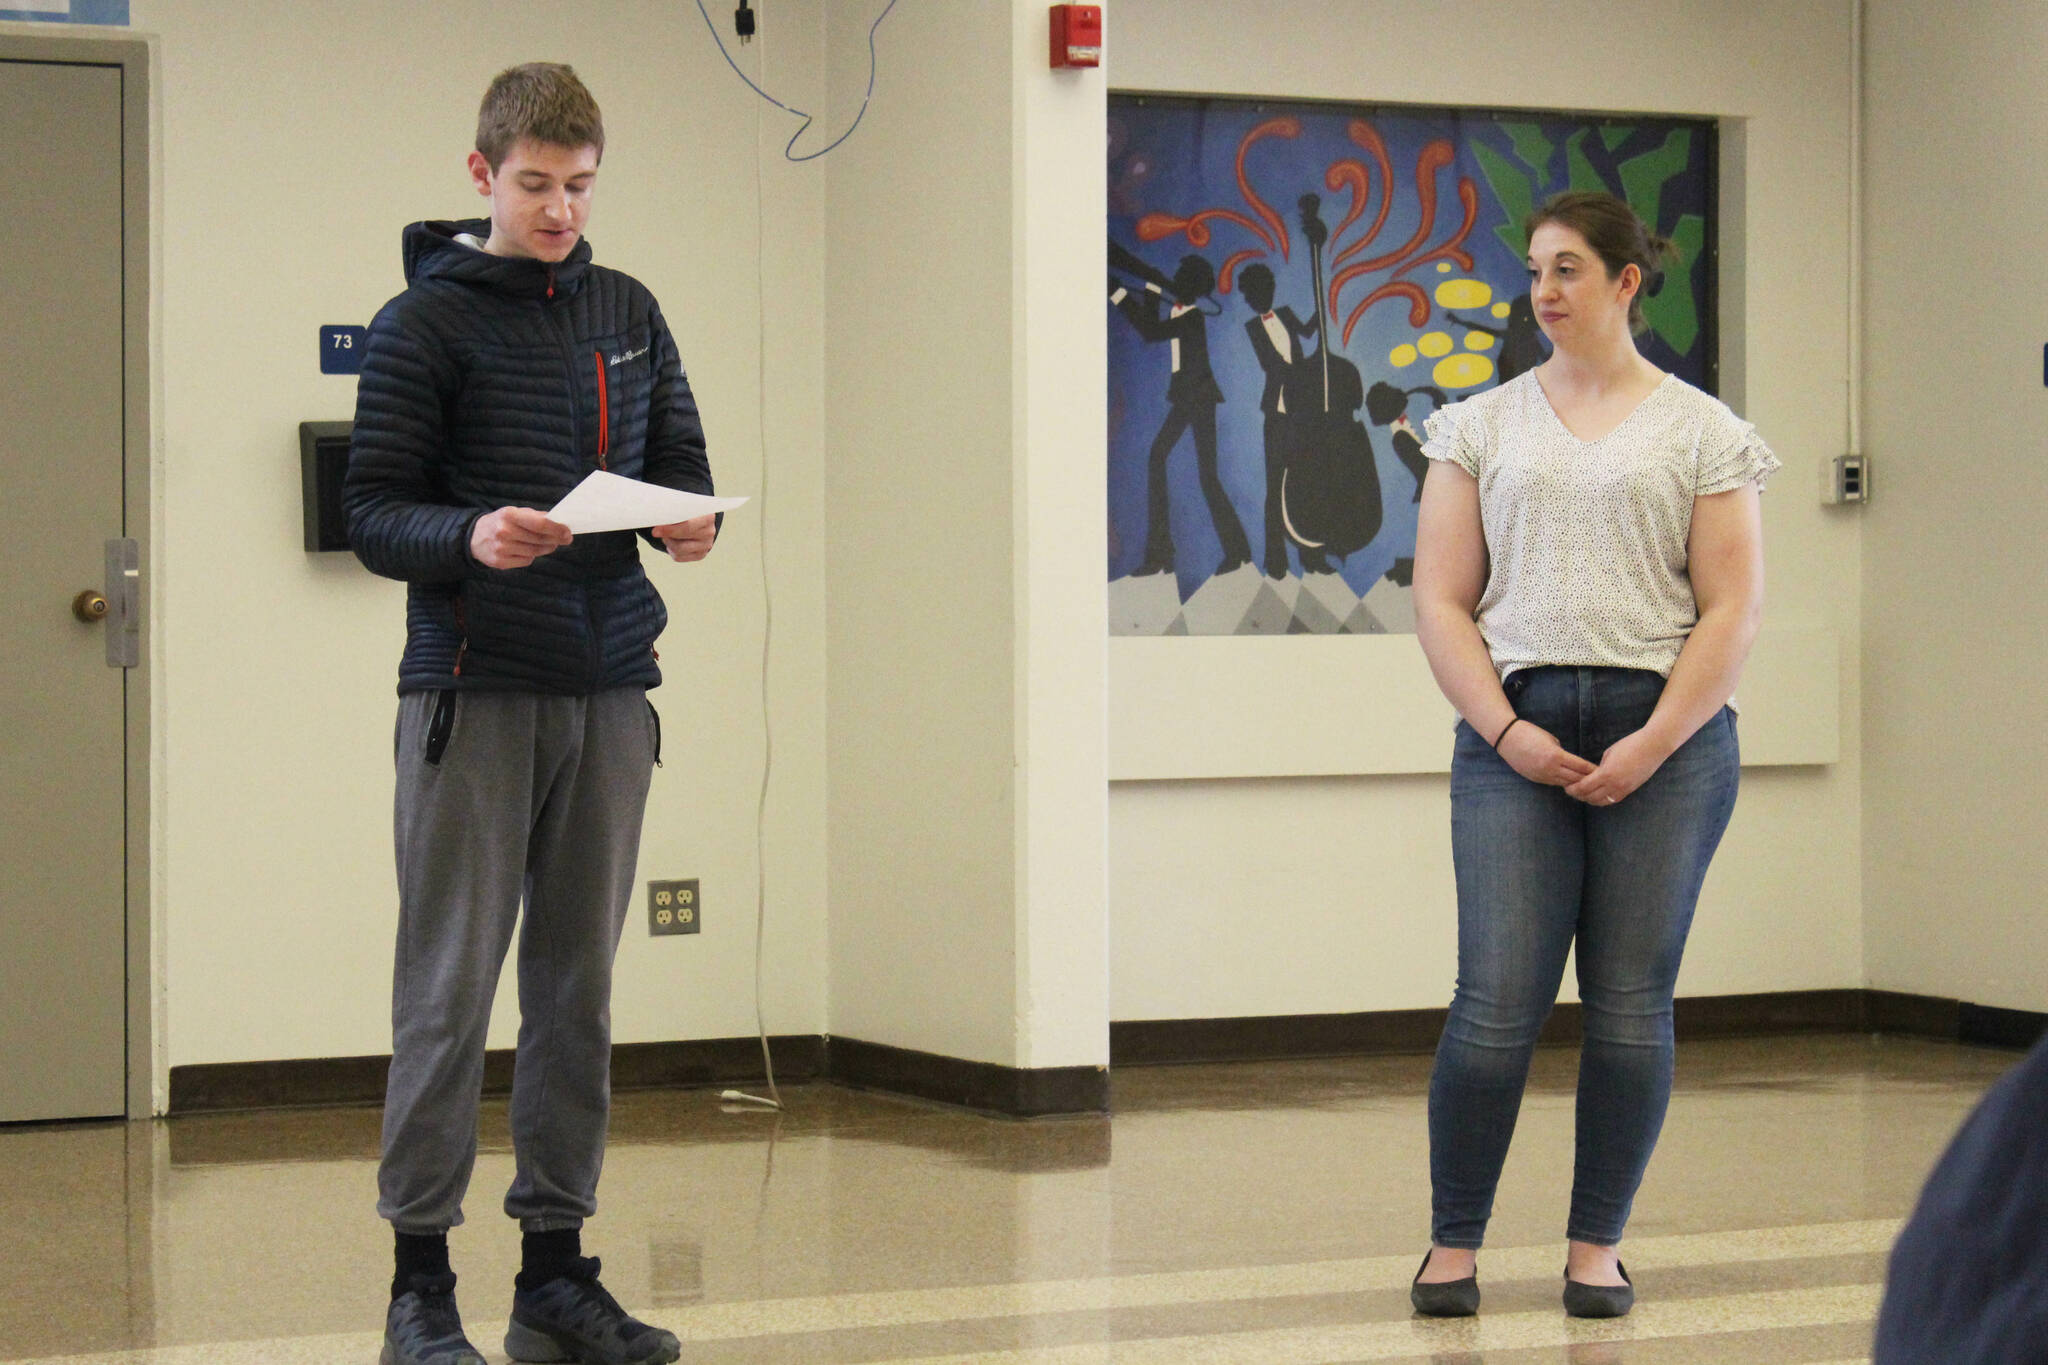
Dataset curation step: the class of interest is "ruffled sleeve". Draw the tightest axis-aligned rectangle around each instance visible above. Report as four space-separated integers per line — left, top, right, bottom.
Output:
1696 405 1782 495
1422 399 1483 478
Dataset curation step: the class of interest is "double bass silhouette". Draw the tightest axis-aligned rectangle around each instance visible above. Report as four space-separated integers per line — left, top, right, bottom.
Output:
1279 194 1383 563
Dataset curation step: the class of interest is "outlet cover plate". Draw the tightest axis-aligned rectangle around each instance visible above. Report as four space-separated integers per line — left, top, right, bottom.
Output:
648 879 700 936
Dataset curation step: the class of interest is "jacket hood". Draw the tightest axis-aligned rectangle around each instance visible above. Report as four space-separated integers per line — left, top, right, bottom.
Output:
401 218 593 298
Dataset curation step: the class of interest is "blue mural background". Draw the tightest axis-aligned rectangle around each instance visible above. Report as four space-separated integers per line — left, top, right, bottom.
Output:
1108 96 1716 625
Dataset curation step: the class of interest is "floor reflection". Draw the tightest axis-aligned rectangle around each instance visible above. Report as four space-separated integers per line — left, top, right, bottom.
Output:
0 1034 2019 1363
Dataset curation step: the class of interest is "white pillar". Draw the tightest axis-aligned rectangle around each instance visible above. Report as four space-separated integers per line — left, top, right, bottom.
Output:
823 0 1109 1108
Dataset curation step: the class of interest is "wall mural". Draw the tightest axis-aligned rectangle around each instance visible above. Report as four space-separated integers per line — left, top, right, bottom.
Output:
1108 95 1717 636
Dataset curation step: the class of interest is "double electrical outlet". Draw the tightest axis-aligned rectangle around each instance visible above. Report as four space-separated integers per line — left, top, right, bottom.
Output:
648 879 700 936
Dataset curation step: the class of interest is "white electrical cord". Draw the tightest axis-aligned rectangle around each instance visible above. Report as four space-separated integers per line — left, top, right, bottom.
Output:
702 0 896 1114
1846 0 1864 458
717 0 783 1115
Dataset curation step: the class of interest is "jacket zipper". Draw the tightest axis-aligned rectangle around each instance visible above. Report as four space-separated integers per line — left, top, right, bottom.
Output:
452 592 469 677
592 350 609 470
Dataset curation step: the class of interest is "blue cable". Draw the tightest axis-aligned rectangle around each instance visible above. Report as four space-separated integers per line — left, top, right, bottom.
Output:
694 0 901 163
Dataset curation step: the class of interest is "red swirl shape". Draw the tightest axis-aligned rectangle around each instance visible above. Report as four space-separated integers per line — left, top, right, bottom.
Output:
1218 248 1265 295
1324 160 1371 243
1136 208 1275 251
1333 121 1395 265
1396 176 1479 278
1340 281 1430 345
1237 117 1300 261
1338 138 1454 283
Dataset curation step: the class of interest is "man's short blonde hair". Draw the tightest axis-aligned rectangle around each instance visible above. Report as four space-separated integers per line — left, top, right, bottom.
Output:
475 62 604 171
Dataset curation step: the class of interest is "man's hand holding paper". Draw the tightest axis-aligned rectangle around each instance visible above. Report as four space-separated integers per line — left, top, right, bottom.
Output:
547 469 747 536
653 514 718 562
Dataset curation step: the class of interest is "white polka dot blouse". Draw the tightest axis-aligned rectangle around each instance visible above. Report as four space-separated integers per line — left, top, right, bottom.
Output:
1422 370 1781 681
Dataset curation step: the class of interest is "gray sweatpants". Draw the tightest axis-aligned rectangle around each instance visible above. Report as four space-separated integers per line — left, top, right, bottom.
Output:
377 686 657 1235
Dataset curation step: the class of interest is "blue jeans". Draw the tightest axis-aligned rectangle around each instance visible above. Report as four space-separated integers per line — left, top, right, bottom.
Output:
1428 666 1739 1248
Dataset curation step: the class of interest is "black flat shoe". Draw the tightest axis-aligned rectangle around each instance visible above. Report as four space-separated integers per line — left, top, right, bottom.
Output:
1562 1260 1633 1318
1410 1250 1480 1318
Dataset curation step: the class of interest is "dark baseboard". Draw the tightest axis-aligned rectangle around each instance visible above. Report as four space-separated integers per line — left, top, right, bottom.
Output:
1859 993 2047 1049
824 1036 1110 1117
169 1054 392 1113
1109 1007 1444 1064
613 1035 827 1090
1108 989 2045 1067
1864 989 1961 1039
164 989 2044 1117
1672 989 1870 1037
1958 1002 2048 1050
167 1034 825 1115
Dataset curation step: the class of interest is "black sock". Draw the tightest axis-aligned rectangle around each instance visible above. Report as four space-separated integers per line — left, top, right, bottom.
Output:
392 1231 451 1299
517 1227 583 1291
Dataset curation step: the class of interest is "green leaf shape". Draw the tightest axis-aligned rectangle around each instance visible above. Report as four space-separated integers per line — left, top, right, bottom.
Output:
1602 125 1633 152
1641 212 1704 355
1472 139 1536 261
1618 129 1692 236
1566 129 1604 192
1503 122 1554 176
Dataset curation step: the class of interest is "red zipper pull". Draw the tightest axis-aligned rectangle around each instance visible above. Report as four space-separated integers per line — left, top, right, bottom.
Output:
546 266 555 300
593 350 609 469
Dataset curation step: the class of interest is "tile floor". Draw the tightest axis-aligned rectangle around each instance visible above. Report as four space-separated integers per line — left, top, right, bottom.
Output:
0 1034 2019 1363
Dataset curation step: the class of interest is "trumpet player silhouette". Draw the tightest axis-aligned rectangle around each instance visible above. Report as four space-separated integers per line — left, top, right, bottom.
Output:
1111 247 1252 577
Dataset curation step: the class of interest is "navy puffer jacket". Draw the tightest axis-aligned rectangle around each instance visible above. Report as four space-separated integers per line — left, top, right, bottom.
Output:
345 219 712 695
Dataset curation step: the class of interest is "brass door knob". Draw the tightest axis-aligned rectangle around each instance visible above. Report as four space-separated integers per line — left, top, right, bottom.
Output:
72 589 109 623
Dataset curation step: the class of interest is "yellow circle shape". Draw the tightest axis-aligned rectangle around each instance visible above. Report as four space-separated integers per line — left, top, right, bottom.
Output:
1436 261 1453 273
1389 343 1418 368
1434 278 1493 309
1434 353 1495 389
1491 301 1512 318
1464 331 1495 351
1418 330 1454 358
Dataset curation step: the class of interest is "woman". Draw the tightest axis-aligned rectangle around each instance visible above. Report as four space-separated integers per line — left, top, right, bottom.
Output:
1408 191 1778 1319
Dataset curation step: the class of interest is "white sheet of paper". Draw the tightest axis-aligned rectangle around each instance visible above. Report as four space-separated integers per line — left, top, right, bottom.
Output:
547 471 748 535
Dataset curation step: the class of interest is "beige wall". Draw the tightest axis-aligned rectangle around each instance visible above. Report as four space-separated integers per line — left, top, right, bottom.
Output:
124 0 832 1084
1108 0 1866 1021
822 1 1110 1069
31 0 2047 1104
822 1 1022 1066
1861 0 2048 1010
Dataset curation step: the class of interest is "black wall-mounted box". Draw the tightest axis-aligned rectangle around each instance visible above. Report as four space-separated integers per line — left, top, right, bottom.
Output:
299 420 353 552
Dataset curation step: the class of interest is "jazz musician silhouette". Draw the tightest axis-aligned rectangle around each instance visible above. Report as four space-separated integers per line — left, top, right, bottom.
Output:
1365 380 1446 502
1272 194 1382 568
1445 293 1549 385
1238 263 1324 578
1111 251 1253 577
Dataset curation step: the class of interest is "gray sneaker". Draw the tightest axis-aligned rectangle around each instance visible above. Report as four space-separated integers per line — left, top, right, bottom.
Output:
382 1273 487 1365
504 1256 680 1365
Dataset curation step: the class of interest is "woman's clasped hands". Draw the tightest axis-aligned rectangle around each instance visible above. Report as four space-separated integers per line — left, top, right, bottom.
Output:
1497 721 1669 807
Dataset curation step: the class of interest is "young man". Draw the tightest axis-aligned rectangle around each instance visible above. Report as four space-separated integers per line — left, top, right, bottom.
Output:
345 63 711 1365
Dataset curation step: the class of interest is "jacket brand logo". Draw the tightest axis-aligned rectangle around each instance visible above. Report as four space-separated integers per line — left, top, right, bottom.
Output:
608 346 648 366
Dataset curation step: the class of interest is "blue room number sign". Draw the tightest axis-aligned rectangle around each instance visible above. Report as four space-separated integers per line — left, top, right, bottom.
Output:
320 325 367 376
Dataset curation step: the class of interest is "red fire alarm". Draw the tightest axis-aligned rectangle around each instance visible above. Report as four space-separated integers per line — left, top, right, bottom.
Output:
1050 4 1101 68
